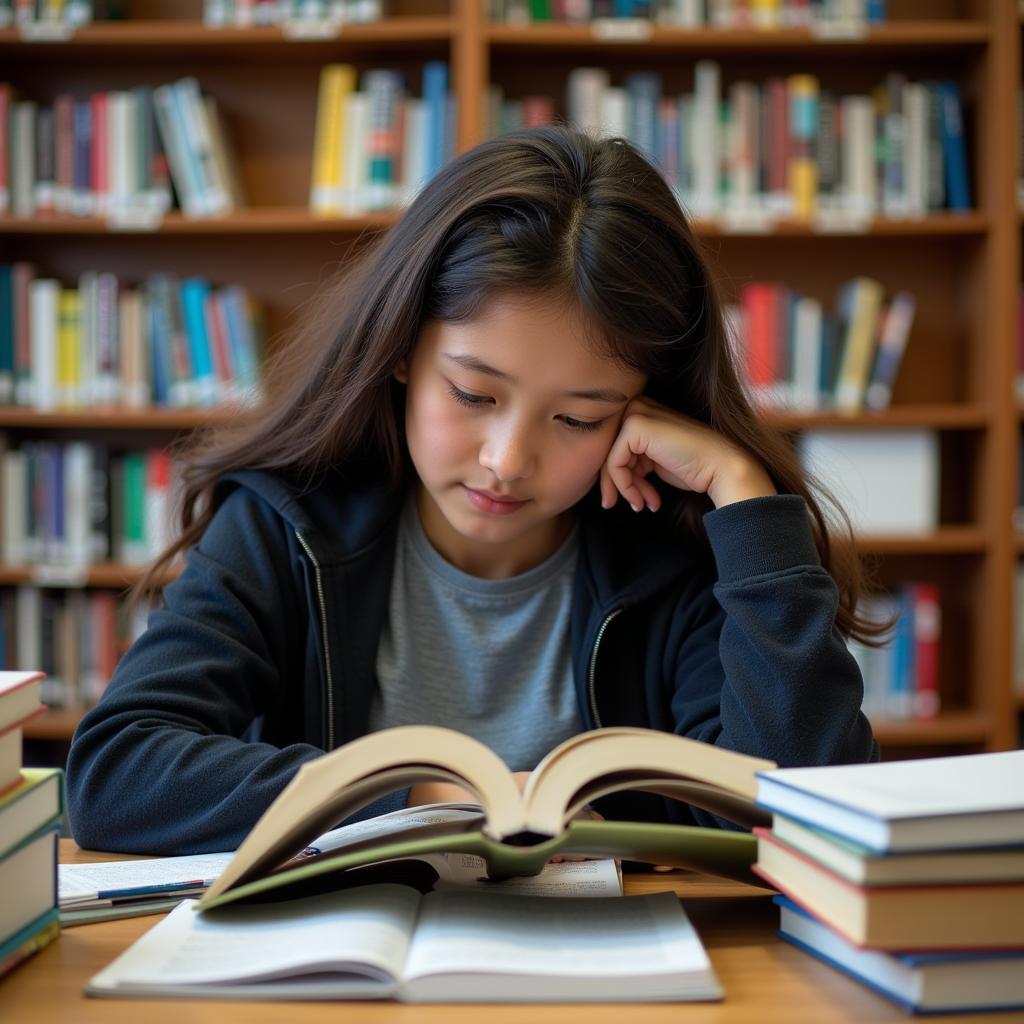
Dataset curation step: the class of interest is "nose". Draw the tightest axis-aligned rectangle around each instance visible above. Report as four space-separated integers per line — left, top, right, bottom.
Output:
479 417 538 482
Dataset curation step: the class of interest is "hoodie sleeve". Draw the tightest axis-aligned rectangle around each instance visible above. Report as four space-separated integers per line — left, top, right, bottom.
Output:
667 494 878 829
64 487 406 855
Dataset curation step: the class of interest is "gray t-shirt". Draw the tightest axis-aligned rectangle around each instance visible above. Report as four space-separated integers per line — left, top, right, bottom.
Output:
368 497 583 770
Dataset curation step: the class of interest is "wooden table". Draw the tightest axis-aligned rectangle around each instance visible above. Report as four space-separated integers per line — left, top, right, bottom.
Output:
0 841 1011 1022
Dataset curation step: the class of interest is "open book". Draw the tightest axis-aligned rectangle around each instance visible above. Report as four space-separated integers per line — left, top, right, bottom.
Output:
200 725 774 911
60 805 623 926
88 884 722 1003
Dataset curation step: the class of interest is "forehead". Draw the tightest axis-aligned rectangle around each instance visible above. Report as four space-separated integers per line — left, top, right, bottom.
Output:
420 294 644 393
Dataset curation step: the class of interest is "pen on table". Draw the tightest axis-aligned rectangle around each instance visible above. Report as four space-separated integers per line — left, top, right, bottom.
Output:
95 880 209 899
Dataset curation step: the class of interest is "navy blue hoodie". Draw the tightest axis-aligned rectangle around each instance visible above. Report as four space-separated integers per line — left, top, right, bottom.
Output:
65 468 878 854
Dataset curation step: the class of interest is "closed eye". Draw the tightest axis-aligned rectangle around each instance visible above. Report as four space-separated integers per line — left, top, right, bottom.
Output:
448 383 492 408
560 416 605 433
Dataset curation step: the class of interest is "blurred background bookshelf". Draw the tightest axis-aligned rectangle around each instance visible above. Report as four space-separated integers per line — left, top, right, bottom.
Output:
1 0 1022 762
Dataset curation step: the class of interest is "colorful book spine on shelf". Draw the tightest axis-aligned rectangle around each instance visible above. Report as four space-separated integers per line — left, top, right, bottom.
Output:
487 64 970 220
490 0 886 26
726 278 914 413
0 263 263 411
307 62 451 214
847 582 941 723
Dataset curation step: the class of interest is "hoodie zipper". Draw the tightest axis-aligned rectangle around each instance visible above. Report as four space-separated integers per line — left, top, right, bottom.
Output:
295 530 335 752
586 607 622 729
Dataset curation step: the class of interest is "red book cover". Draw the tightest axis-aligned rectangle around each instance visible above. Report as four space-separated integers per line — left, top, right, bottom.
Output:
741 282 778 407
0 84 12 213
203 290 233 393
53 94 75 213
90 91 108 213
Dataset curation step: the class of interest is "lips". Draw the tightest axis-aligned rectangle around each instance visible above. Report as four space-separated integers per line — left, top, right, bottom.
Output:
463 486 530 516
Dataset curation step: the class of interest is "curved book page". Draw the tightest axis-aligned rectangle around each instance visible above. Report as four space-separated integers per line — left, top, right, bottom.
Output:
560 774 772 830
523 729 775 836
203 727 524 904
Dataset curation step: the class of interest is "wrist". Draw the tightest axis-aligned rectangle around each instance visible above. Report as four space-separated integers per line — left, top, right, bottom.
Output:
707 458 776 508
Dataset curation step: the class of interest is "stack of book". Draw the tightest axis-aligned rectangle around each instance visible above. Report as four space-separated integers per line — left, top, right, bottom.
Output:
753 751 1024 1014
0 670 63 980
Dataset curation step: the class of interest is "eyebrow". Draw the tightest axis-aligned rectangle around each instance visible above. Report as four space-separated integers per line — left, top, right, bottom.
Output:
442 353 629 404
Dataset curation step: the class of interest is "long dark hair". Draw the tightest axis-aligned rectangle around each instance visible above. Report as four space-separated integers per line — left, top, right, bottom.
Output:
141 125 879 642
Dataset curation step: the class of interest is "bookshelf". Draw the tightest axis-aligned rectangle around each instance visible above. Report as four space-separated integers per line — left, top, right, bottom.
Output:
1 0 1021 755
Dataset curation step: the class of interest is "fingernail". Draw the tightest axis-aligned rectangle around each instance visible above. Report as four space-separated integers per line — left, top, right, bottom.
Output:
630 502 641 512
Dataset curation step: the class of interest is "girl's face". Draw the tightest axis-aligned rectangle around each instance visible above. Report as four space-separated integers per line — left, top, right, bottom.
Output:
397 294 646 578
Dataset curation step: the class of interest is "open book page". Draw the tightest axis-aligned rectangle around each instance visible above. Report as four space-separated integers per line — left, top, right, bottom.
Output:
432 854 622 896
203 728 526 904
86 886 420 996
60 853 235 906
402 890 722 1003
524 729 776 835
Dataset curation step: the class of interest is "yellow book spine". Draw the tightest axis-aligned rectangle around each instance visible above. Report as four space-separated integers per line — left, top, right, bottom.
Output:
788 74 818 221
310 64 356 215
57 289 79 409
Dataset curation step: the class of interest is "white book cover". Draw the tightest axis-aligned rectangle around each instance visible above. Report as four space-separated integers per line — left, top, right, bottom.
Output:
152 84 202 218
400 98 426 206
599 86 628 142
29 278 59 412
63 441 92 567
840 94 876 217
692 61 720 217
790 295 822 411
758 749 1024 853
567 67 610 137
342 90 369 215
797 427 938 535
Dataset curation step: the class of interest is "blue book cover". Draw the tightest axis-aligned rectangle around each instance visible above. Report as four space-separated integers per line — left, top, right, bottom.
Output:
776 896 1024 1015
422 61 448 183
180 277 217 406
71 101 91 204
625 73 661 164
937 80 970 211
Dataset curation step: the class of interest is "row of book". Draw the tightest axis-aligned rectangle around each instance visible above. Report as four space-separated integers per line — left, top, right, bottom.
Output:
492 66 971 219
1 589 147 710
754 752 1024 1014
0 77 240 221
1 264 264 410
0 672 62 982
1 441 178 569
490 0 888 28
726 278 914 414
205 0 386 25
848 583 940 723
309 62 455 215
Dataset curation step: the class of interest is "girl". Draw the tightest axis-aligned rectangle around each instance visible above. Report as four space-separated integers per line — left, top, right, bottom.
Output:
66 125 878 855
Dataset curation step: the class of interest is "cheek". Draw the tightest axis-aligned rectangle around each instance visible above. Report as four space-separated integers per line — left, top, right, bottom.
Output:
407 391 473 464
549 436 615 499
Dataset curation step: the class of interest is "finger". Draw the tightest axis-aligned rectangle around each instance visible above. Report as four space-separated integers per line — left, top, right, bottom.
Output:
599 464 618 510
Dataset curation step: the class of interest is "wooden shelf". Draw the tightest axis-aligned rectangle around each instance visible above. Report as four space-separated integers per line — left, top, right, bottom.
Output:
872 711 993 746
0 17 456 51
0 407 237 430
854 528 988 555
0 563 178 589
486 20 990 52
0 209 399 235
765 405 989 431
23 708 84 741
0 210 986 237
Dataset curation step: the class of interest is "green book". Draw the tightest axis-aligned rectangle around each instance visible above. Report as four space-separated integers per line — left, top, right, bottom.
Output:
199 725 773 912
